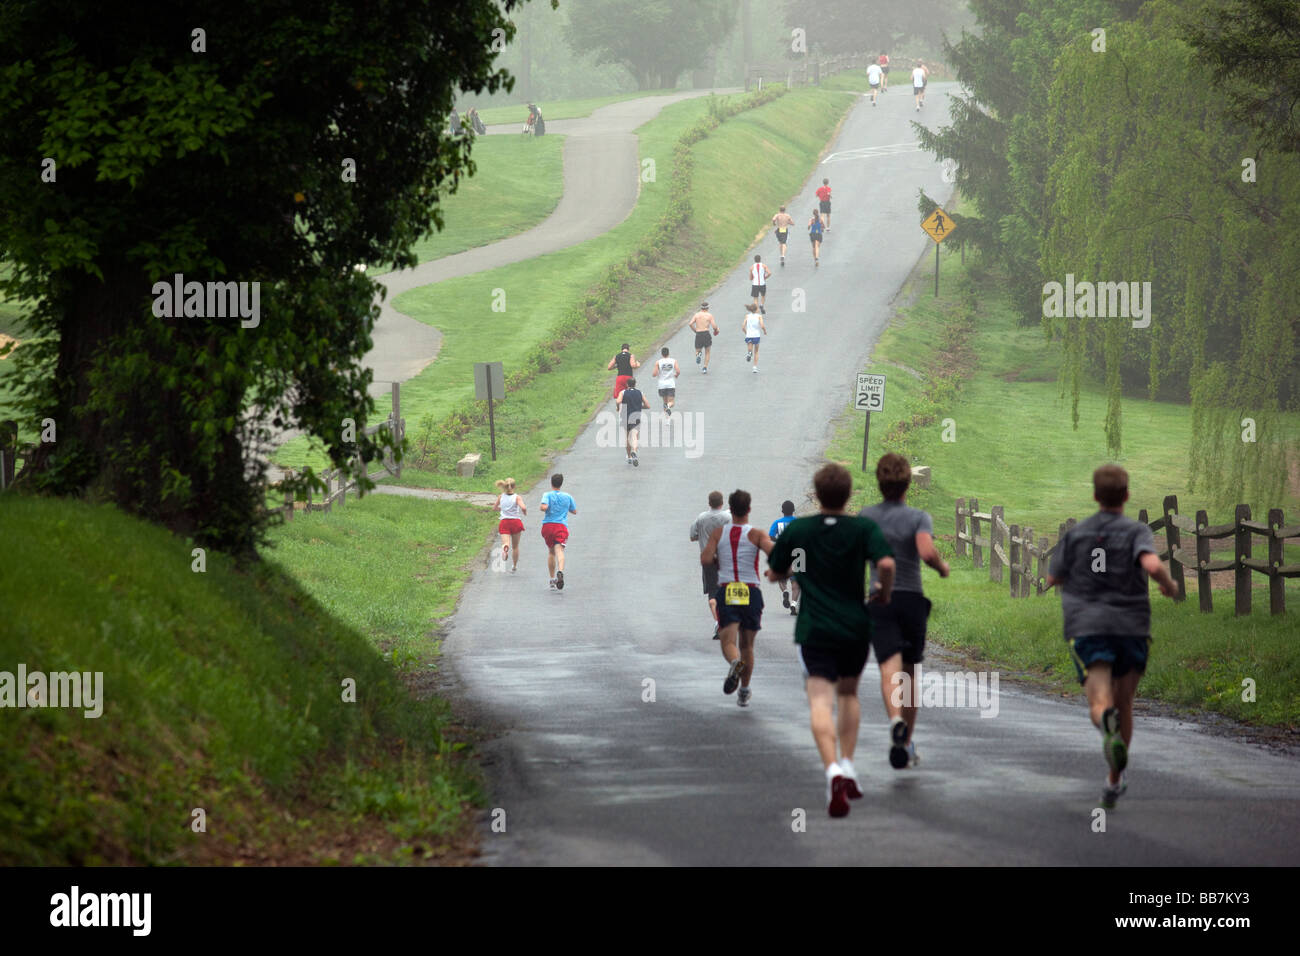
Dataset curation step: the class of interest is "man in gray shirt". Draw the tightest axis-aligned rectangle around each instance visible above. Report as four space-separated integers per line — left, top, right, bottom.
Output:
1046 464 1178 809
690 491 731 639
860 453 949 770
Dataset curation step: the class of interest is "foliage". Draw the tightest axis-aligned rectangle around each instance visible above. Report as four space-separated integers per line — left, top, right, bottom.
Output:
562 0 737 89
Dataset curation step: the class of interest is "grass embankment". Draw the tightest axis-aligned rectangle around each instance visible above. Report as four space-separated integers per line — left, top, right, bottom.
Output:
824 232 1300 727
0 496 481 865
473 90 677 127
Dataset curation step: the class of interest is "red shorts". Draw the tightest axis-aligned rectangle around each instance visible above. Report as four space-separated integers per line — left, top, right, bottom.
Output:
541 523 569 548
613 374 632 398
498 518 524 535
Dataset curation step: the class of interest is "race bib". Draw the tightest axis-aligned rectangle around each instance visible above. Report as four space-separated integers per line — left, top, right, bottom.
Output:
725 582 750 606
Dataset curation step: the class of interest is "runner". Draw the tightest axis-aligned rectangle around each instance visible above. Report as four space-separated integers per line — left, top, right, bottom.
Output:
616 376 648 466
1044 464 1179 809
878 51 890 91
866 61 883 106
494 477 526 573
700 490 776 707
742 303 767 373
859 454 950 769
539 473 577 590
654 346 680 416
816 179 832 230
767 463 895 817
768 499 801 614
912 62 928 110
690 491 732 639
771 206 795 266
606 343 640 412
688 302 720 372
749 254 771 314
808 208 824 267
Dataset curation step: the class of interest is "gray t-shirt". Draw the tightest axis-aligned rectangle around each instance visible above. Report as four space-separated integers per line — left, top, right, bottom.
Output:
859 500 932 592
1049 510 1157 639
691 508 731 552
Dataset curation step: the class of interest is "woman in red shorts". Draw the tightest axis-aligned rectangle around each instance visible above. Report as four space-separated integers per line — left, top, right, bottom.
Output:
606 343 640 411
495 477 526 573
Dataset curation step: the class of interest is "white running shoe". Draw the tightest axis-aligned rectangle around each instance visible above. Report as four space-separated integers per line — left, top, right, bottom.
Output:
738 687 752 707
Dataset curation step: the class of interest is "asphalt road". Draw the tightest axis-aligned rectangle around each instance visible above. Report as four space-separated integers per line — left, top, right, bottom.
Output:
442 84 1300 866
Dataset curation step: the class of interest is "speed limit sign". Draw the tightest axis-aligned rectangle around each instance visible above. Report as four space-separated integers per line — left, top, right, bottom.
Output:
855 373 886 412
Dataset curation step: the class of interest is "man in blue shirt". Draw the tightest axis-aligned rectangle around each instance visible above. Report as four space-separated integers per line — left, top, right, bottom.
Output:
539 473 577 590
769 500 800 614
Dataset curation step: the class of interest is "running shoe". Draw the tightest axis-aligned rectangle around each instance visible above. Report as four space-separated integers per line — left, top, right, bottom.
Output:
632 457 639 468
907 742 919 767
753 366 758 373
1101 773 1127 809
790 602 797 616
746 350 752 362
889 716 910 769
509 566 516 573
840 758 864 799
1101 707 1127 773
782 590 791 609
760 306 765 315
827 774 850 818
555 570 564 590
781 256 785 266
711 623 719 641
549 579 556 590
696 353 701 364
702 366 708 374
815 259 819 268
627 456 633 465
737 687 752 708
723 657 744 695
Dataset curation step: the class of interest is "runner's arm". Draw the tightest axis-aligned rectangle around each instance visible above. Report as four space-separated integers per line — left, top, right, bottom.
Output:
517 495 526 516
750 528 775 555
869 556 896 605
701 525 724 566
915 531 950 578
607 356 616 370
1139 551 1180 598
494 494 501 510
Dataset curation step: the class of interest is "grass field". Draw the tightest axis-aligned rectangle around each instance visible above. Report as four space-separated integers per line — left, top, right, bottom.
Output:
822 232 1300 726
0 495 481 864
473 90 678 127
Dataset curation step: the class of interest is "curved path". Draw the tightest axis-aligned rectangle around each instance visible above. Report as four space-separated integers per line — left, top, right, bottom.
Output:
441 84 1300 865
365 91 726 387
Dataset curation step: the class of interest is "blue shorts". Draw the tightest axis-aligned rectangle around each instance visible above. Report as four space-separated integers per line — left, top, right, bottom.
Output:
1068 634 1150 685
745 336 760 345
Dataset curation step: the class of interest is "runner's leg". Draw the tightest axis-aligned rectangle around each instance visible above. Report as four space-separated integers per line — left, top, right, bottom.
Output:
836 675 861 763
806 677 838 766
738 629 756 688
554 542 565 574
510 531 521 569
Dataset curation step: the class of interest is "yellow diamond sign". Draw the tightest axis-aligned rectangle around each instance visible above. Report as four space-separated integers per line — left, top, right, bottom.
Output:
920 207 956 243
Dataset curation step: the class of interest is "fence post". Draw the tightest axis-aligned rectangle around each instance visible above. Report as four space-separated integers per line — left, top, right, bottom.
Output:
1195 508 1212 613
0 419 15 489
1268 508 1285 615
1163 495 1185 600
1021 526 1034 596
1235 504 1251 616
989 505 1004 583
392 382 402 480
1008 522 1019 597
1036 534 1050 594
955 498 967 558
1137 508 1148 526
970 498 983 569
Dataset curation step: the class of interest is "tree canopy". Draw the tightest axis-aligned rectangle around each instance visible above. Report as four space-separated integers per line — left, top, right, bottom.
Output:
563 0 736 90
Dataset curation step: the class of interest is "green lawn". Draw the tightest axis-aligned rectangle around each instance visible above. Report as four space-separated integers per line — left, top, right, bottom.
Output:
0 495 481 864
473 90 678 127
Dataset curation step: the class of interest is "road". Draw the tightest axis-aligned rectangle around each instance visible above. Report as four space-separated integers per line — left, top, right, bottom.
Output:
441 84 1300 865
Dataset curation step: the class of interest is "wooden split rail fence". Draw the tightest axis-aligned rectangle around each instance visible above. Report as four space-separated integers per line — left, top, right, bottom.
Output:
954 494 1300 615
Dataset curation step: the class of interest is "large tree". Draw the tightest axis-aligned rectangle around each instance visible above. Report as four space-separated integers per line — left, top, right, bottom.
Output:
563 0 736 90
781 0 971 57
0 0 536 556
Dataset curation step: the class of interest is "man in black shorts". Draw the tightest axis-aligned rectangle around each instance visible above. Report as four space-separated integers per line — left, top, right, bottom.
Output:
860 454 950 769
690 491 731 637
768 463 895 817
771 206 794 266
615 376 647 466
688 303 720 373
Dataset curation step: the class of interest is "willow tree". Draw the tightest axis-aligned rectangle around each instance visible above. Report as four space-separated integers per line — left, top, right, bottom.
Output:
1041 0 1298 509
0 0 538 556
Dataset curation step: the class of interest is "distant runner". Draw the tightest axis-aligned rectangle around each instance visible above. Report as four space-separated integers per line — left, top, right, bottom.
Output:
859 454 950 770
768 463 895 817
494 477 526 574
655 347 680 417
690 491 732 639
912 62 928 110
701 489 775 707
539 473 577 590
878 51 891 91
1044 464 1180 809
769 500 800 614
607 343 640 412
809 208 825 267
772 206 795 266
616 376 648 466
867 62 883 106
816 179 832 230
689 302 720 373
742 303 767 373
749 254 771 314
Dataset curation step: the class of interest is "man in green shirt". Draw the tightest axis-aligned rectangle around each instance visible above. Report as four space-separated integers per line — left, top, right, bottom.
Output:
768 463 895 818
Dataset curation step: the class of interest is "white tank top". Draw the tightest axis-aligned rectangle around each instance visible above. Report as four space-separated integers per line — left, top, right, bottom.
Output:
498 493 522 520
750 262 766 284
657 356 676 387
744 313 762 337
720 522 762 585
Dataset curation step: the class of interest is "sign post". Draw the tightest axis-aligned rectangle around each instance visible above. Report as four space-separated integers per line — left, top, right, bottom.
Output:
920 207 957 297
473 361 505 461
855 373 886 472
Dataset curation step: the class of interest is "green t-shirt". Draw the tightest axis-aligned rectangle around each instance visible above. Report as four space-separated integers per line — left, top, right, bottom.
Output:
768 513 893 647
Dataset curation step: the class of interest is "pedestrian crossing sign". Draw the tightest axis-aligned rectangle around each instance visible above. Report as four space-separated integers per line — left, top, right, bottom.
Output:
920 208 956 243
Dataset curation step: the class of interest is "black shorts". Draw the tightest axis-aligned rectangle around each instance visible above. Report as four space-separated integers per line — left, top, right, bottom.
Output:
799 642 870 682
694 330 712 349
750 284 766 297
714 583 763 632
819 200 831 214
810 232 822 244
626 413 641 432
701 559 719 596
869 591 931 664
1069 634 1150 685
658 387 675 397
914 85 924 94
775 229 789 244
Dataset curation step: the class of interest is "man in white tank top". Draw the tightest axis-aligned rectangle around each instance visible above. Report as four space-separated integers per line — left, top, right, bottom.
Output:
742 303 767 372
654 346 680 416
701 489 776 707
748 254 771 314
